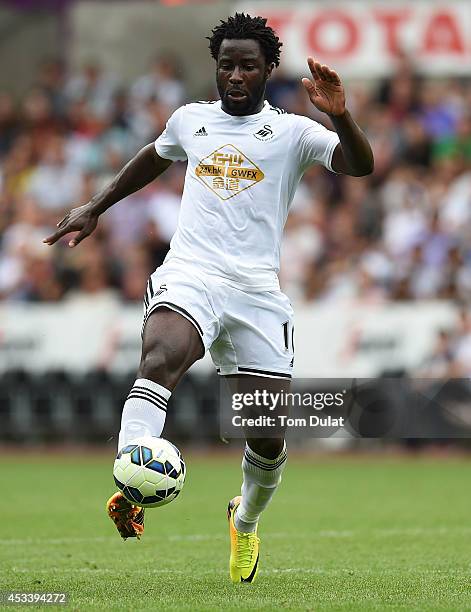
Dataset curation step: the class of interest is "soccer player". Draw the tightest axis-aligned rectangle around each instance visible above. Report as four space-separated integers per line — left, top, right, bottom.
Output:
44 14 373 583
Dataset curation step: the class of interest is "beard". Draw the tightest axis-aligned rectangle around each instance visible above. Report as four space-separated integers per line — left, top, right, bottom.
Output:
217 76 266 116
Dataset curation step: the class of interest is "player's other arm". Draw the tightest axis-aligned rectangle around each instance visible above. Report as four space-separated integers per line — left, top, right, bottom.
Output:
302 57 374 177
43 145 172 247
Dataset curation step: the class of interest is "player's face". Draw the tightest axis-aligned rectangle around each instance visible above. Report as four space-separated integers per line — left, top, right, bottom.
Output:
216 39 273 116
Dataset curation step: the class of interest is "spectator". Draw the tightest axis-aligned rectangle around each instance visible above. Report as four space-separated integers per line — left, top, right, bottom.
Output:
27 135 83 211
65 62 118 120
131 55 186 111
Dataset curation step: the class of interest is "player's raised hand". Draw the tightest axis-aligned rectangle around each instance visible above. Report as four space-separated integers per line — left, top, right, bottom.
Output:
302 57 345 117
43 203 99 248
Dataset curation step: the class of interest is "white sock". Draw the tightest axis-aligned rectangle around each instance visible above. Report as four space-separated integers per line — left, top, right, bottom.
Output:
234 443 287 533
117 378 171 450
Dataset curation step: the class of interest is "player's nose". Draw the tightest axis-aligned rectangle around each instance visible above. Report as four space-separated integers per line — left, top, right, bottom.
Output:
229 66 243 83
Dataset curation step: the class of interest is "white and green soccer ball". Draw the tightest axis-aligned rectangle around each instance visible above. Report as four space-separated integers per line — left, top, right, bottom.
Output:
113 436 186 508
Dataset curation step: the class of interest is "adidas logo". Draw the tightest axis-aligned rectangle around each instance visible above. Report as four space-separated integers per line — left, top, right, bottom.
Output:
194 126 208 137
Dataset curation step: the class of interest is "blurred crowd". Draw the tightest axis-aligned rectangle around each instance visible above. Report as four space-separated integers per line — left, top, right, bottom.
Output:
1 54 471 316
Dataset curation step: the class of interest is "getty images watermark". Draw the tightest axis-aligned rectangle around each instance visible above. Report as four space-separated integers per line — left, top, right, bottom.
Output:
231 389 346 429
219 377 471 439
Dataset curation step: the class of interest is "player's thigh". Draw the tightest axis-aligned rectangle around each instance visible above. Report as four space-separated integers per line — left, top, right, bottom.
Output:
225 374 289 458
213 289 294 379
138 307 204 390
140 262 219 389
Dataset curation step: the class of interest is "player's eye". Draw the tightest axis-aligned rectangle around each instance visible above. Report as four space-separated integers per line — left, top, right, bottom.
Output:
244 65 255 71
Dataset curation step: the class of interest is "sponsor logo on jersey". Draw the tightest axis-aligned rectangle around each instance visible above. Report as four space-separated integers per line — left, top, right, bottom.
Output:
194 126 208 137
254 124 274 141
195 144 265 201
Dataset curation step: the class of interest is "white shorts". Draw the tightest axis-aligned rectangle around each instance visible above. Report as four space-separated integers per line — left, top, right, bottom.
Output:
143 261 294 379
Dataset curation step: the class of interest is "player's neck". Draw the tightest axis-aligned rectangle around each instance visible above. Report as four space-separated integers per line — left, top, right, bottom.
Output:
220 99 266 117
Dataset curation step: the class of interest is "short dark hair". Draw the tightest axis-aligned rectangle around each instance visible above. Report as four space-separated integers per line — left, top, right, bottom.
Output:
207 13 282 67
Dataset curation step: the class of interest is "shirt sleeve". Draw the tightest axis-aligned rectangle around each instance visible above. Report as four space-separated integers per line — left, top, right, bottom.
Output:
154 106 187 162
294 115 340 173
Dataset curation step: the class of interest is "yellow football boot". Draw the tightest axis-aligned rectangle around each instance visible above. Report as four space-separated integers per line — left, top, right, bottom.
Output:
227 496 260 584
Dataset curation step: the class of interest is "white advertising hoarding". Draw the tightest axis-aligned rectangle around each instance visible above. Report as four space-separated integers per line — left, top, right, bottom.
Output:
0 301 456 377
235 1 471 77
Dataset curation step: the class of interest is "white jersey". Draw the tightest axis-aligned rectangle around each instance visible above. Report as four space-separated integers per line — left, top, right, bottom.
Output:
154 100 339 291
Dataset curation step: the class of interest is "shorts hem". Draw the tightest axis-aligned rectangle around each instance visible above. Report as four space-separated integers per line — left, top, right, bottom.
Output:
216 366 292 380
142 301 207 348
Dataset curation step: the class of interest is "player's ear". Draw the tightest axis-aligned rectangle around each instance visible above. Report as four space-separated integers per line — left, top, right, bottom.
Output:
265 62 275 79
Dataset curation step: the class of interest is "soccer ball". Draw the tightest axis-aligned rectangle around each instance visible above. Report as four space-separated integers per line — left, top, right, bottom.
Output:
113 436 185 508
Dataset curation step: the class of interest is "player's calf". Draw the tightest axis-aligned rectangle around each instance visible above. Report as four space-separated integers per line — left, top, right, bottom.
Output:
235 440 287 532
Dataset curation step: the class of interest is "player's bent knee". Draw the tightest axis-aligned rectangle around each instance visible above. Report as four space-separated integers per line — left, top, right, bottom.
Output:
139 308 204 389
138 348 183 390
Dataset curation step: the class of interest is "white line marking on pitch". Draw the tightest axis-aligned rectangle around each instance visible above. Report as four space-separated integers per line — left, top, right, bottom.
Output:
10 567 469 577
10 568 187 574
2 526 471 547
0 537 114 545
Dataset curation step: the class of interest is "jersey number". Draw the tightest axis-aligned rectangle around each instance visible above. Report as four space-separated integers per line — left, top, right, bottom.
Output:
282 322 294 352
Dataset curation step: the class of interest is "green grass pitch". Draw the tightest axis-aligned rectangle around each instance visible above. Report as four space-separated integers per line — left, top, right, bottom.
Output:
1 451 470 611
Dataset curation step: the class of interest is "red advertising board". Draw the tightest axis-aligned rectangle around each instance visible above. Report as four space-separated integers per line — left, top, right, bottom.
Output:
236 1 471 76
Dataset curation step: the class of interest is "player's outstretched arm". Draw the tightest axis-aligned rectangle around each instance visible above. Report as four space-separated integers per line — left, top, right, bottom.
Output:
301 57 374 177
43 145 173 247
